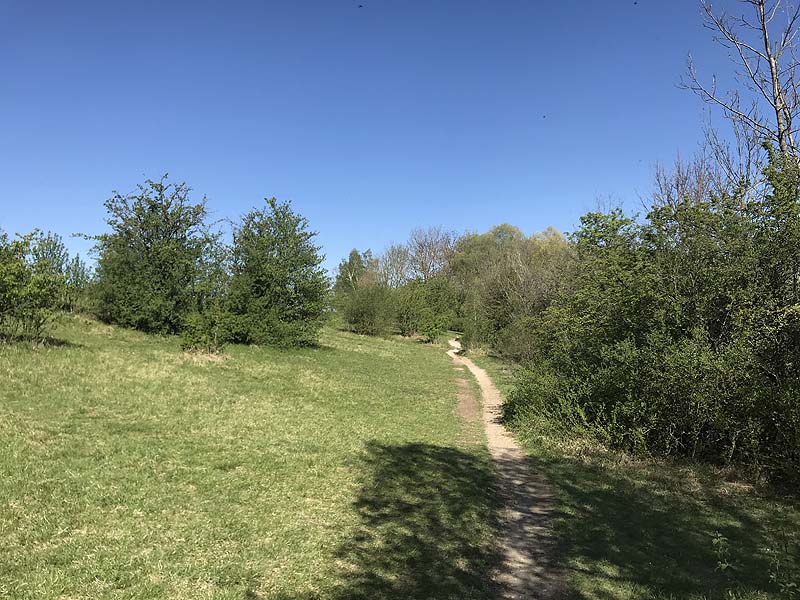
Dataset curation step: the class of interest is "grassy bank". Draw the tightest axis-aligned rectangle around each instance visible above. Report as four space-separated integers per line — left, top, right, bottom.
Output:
0 316 498 599
471 353 800 600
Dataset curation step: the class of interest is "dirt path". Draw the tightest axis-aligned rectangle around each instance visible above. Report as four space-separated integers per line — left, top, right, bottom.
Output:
447 339 563 600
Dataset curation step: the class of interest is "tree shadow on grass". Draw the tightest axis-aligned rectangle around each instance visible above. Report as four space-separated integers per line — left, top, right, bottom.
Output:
536 446 797 599
324 441 503 600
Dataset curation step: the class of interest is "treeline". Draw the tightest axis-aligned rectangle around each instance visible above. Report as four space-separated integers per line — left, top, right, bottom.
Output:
0 175 328 350
336 150 800 483
333 225 571 346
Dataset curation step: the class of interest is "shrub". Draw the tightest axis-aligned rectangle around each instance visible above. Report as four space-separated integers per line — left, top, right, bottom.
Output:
341 283 394 336
225 198 328 347
505 361 588 433
394 282 426 336
180 308 227 353
504 167 800 482
495 316 539 362
91 175 212 334
419 309 449 343
0 231 62 340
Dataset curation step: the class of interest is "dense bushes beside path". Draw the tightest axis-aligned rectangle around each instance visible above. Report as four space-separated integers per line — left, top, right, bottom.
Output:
505 151 800 483
333 152 800 483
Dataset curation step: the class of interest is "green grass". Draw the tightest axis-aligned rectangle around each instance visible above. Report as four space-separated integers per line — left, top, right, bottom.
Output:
0 316 499 599
471 353 800 600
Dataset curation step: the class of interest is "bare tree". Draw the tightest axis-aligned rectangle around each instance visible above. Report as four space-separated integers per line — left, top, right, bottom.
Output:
682 0 800 158
407 226 456 281
378 243 411 288
702 119 765 194
651 149 723 209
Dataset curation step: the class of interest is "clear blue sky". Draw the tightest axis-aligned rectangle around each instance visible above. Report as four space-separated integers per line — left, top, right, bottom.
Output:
1 0 731 271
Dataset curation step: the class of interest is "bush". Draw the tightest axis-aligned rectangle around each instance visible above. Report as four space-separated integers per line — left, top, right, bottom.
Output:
394 283 426 336
91 175 212 334
495 316 539 362
180 308 227 353
0 231 63 341
225 198 328 347
505 361 588 433
392 278 457 341
341 283 394 336
504 170 800 482
419 309 449 343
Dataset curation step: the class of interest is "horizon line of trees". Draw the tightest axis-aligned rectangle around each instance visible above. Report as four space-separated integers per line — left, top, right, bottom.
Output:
332 146 799 484
332 140 800 484
3 154 798 485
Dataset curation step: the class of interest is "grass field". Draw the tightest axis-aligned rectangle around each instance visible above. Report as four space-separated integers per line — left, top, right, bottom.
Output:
472 353 800 600
0 316 499 600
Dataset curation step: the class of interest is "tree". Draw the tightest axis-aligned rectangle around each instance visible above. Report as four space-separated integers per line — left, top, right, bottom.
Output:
340 282 395 336
684 0 800 158
334 249 378 295
180 236 231 353
407 226 456 281
447 224 571 354
379 243 411 288
31 231 69 277
225 198 328 347
91 175 211 334
31 232 91 311
0 230 62 340
63 254 91 312
333 248 394 335
395 282 427 336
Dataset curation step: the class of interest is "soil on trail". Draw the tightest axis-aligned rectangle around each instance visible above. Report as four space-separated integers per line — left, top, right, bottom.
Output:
447 339 564 600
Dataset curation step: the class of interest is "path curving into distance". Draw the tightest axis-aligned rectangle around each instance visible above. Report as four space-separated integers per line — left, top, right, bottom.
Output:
447 339 564 600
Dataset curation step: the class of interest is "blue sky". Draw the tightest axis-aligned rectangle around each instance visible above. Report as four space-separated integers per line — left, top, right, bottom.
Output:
1 0 731 271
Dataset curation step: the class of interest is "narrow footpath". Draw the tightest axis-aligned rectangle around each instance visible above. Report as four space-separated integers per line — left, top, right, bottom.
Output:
447 339 564 600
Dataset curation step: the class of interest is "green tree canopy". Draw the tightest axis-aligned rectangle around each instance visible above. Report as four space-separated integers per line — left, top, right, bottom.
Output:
92 175 211 334
225 198 328 347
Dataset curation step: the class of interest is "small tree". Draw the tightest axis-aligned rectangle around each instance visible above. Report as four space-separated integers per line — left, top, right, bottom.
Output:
395 282 427 336
407 226 456 281
225 198 328 347
31 231 69 277
341 282 395 336
31 232 91 311
64 254 91 312
91 175 211 334
379 244 411 288
0 230 62 340
334 249 378 295
393 278 458 342
181 237 230 353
